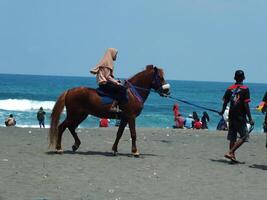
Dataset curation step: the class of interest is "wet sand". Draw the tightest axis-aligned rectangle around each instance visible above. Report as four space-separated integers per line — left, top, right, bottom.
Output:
0 127 267 200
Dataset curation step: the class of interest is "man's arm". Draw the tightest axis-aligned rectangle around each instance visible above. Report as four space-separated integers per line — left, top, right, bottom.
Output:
244 88 254 125
220 101 228 116
219 89 230 116
245 102 254 125
103 68 120 85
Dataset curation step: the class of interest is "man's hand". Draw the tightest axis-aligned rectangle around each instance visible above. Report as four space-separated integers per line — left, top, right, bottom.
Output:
219 111 224 116
249 119 254 126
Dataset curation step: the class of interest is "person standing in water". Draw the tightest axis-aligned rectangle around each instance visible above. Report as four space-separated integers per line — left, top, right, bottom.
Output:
220 70 254 162
5 114 16 127
37 107 46 128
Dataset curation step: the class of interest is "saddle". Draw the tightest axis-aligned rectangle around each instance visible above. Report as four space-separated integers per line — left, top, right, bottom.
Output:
96 87 129 105
96 88 116 105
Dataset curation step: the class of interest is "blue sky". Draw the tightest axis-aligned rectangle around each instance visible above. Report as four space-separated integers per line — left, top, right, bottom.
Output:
0 0 266 83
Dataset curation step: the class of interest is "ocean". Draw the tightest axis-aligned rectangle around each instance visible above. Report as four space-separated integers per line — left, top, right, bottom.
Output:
0 74 266 133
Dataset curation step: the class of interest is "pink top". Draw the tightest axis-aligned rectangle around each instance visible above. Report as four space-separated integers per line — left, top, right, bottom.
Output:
173 103 180 118
90 48 119 85
96 67 119 85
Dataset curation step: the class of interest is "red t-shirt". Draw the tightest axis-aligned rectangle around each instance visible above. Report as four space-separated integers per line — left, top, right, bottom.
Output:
194 121 202 129
100 119 109 127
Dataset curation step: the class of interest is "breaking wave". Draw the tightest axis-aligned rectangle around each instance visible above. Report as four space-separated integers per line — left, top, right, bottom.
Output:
0 99 55 112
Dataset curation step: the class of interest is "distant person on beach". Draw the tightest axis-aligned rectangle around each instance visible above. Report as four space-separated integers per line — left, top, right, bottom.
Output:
99 118 109 128
90 48 127 112
173 103 180 117
201 111 210 129
184 114 194 129
115 119 120 127
261 92 267 133
192 111 202 129
173 114 185 129
5 114 16 127
216 117 227 131
37 107 46 128
172 103 184 128
219 70 254 162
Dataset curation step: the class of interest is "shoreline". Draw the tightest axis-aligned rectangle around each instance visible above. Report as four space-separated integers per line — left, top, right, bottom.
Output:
1 126 265 135
1 127 267 200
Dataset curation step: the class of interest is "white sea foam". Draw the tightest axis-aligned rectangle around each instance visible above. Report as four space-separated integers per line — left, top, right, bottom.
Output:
0 99 55 112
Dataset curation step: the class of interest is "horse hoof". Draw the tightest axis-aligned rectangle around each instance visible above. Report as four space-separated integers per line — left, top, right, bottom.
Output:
72 145 79 152
113 151 118 156
56 149 64 154
132 150 140 157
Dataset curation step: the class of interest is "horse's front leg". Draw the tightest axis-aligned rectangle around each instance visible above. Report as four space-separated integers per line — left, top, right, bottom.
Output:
128 118 140 157
112 118 128 155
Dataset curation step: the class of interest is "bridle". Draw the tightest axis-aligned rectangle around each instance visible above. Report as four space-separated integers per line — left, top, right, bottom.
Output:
151 67 170 96
125 67 170 99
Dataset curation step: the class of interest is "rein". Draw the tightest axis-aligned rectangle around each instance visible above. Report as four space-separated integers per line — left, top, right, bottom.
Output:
123 67 164 102
125 81 145 103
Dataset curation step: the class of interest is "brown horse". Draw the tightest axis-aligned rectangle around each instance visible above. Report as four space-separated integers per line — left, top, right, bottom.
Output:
49 65 170 156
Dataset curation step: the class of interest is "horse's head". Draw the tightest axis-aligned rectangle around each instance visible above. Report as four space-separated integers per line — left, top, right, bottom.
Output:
147 65 170 97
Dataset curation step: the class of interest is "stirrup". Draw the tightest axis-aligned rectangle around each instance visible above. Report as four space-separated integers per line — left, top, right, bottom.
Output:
109 105 121 112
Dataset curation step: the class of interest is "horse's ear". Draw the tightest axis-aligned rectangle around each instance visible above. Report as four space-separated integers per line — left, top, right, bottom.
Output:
146 64 154 70
154 66 158 72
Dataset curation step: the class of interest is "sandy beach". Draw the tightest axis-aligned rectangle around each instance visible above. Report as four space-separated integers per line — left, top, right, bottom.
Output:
0 127 267 200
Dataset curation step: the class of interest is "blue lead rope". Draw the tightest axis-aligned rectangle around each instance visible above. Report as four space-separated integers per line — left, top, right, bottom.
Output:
123 80 220 114
167 95 221 114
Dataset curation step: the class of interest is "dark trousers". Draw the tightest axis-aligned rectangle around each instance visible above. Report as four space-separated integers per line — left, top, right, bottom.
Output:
264 113 267 133
99 81 127 103
227 118 248 142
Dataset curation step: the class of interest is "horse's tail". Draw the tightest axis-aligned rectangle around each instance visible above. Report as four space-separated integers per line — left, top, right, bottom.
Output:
49 91 67 148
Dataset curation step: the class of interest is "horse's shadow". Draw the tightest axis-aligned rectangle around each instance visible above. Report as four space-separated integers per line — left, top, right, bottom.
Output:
46 150 157 158
249 164 267 170
209 158 245 165
210 158 229 164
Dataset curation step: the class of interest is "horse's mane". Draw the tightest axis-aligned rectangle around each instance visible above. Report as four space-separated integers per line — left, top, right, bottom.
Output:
128 65 163 83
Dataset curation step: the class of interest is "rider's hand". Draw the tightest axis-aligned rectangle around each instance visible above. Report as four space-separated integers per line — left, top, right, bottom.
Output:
116 80 121 85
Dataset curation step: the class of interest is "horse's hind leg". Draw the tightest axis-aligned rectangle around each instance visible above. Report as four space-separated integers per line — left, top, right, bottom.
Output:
56 120 68 153
112 118 128 155
68 126 81 152
68 114 88 152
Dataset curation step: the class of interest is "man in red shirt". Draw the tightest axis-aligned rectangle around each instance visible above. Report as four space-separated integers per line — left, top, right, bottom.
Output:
220 70 254 162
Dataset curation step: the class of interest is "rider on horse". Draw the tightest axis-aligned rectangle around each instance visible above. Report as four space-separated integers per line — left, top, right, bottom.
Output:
90 48 127 112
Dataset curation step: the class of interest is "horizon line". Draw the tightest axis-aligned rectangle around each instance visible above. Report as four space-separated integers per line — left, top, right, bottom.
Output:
0 72 266 85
